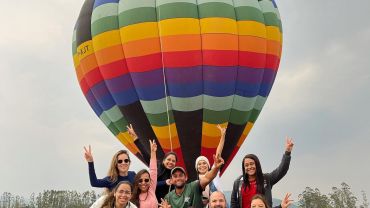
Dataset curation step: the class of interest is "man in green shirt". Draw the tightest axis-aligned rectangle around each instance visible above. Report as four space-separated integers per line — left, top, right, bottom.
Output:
164 155 224 208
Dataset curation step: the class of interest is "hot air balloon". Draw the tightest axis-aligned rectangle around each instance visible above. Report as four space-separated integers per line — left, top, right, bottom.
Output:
72 0 282 180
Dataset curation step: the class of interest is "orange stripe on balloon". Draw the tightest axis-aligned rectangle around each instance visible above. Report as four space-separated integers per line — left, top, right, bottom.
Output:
201 135 220 149
79 53 98 76
161 34 202 52
94 44 125 66
239 36 267 54
267 40 282 57
202 34 238 51
123 37 161 58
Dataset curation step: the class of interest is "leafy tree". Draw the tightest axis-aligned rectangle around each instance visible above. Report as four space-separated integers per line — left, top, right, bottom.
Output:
360 190 369 208
298 187 331 208
330 182 357 208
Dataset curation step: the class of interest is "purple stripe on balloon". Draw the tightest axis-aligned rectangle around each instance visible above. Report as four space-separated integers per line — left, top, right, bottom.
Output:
105 74 135 93
203 66 238 83
165 66 203 84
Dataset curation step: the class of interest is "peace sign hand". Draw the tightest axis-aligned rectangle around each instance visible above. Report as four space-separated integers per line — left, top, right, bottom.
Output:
83 145 94 162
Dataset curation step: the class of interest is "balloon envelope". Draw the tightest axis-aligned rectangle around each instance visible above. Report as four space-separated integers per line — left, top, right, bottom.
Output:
72 0 282 180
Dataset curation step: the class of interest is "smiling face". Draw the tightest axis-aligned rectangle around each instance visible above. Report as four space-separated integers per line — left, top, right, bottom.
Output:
171 170 187 189
117 153 130 175
197 160 209 175
209 192 227 208
163 154 176 169
138 172 150 193
244 158 256 177
114 183 132 206
251 198 267 208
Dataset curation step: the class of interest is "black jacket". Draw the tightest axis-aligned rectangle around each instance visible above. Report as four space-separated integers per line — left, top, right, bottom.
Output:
230 152 291 208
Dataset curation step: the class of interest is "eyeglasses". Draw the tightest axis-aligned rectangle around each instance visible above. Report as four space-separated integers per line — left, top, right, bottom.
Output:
119 190 132 195
117 159 130 164
138 178 150 183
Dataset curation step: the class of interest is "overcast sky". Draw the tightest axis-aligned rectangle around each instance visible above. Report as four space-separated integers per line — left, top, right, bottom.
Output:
1 0 369 202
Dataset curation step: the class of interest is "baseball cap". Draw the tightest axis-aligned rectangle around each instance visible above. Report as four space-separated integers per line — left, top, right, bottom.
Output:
171 166 186 175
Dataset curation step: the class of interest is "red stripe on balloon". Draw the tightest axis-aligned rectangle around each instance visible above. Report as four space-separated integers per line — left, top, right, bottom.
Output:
84 67 104 88
203 50 238 66
266 54 281 70
162 51 202 68
125 53 163 73
239 51 266 68
79 78 89 95
99 59 129 80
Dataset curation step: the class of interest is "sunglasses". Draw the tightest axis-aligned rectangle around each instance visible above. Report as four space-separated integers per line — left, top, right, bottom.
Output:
138 178 150 183
117 159 130 164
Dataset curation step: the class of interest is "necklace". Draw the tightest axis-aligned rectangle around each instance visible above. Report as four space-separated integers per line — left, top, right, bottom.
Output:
140 191 149 201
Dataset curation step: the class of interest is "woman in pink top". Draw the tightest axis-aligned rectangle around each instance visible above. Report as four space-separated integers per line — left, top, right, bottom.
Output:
131 139 158 207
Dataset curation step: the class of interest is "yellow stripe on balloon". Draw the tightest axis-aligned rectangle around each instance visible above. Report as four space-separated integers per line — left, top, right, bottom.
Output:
73 54 80 68
120 22 159 44
200 17 237 34
201 122 228 137
117 132 140 154
238 21 267 38
159 18 200 36
92 30 122 52
76 40 94 60
266 26 282 42
152 123 178 138
237 122 254 147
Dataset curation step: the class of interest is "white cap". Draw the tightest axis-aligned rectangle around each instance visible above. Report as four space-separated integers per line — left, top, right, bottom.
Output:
195 156 210 172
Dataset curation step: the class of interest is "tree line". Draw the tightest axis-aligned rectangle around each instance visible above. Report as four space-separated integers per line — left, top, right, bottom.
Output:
298 182 368 208
0 190 98 208
0 182 368 208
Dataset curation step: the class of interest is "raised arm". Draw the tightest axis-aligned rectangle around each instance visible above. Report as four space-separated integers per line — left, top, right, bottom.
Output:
84 145 111 188
128 124 151 164
215 124 226 158
149 140 158 188
199 154 224 189
269 137 294 184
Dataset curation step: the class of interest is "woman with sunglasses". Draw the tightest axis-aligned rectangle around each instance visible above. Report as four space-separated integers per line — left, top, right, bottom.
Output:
84 146 136 189
101 181 137 208
127 124 177 202
195 124 226 207
131 140 158 207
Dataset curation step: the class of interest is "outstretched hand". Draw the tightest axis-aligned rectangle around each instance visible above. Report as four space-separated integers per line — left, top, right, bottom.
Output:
83 145 93 162
217 124 226 136
281 193 293 208
127 124 138 140
285 137 294 152
159 199 171 208
213 154 224 169
150 140 157 152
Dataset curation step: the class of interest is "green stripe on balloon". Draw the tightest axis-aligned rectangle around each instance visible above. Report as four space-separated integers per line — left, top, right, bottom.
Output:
229 108 261 124
157 3 198 20
235 6 265 22
156 0 196 6
119 7 157 28
231 95 267 112
72 30 77 54
203 109 231 123
141 98 173 114
146 112 175 126
118 0 155 13
170 96 202 112
91 3 118 23
198 0 234 5
198 3 236 19
91 16 119 36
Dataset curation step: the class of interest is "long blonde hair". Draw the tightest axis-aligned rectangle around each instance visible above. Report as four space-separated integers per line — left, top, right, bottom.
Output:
107 150 131 183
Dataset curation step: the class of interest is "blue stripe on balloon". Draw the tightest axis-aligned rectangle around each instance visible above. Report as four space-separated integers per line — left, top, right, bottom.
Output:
93 0 119 9
203 66 237 83
135 85 166 101
131 69 165 87
167 82 203 97
111 88 139 105
203 81 236 97
85 91 103 116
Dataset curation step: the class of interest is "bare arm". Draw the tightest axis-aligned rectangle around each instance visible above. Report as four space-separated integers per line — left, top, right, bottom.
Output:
199 154 224 189
215 124 226 158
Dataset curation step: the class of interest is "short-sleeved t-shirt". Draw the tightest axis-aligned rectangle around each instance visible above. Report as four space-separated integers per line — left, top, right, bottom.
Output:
164 180 203 208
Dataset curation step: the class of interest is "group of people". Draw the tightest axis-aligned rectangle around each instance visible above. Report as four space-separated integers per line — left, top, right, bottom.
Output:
84 124 294 208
